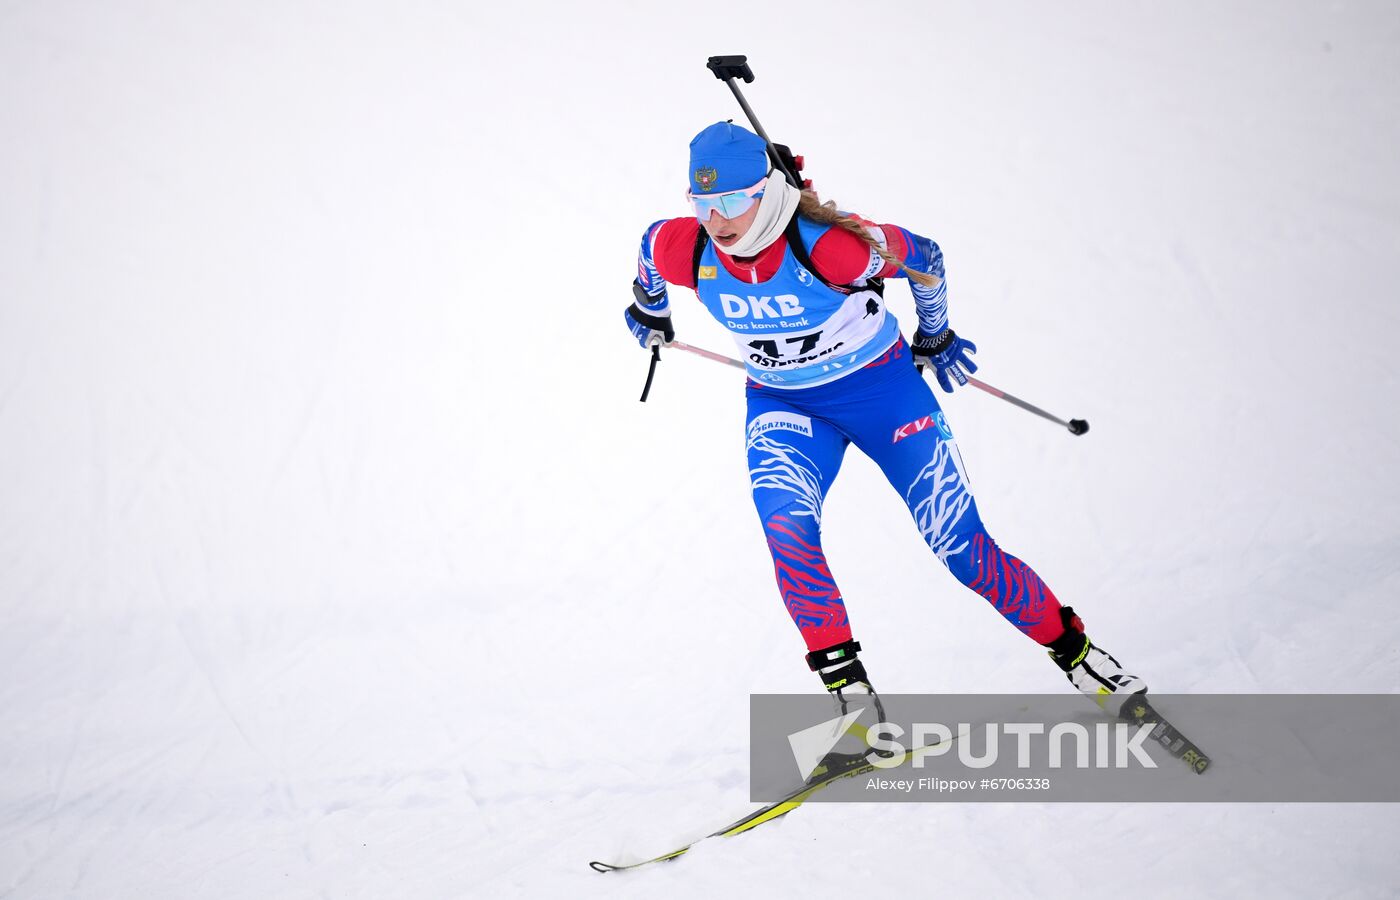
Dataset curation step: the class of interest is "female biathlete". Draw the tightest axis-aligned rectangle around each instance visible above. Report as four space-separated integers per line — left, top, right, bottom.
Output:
625 121 1144 718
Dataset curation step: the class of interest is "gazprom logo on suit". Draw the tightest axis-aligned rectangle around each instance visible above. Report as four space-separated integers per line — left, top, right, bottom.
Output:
720 294 806 319
747 412 813 441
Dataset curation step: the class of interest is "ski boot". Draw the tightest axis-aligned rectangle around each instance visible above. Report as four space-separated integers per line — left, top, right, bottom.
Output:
804 639 888 774
808 639 886 720
1044 606 1147 715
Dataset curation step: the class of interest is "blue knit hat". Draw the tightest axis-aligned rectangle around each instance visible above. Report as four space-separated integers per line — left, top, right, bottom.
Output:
688 121 769 194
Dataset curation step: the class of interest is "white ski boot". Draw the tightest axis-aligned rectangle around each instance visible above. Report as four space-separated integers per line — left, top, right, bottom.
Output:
805 639 888 771
1045 607 1147 715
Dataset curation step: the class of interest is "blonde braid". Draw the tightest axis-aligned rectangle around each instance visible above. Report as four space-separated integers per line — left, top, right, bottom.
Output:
796 189 941 288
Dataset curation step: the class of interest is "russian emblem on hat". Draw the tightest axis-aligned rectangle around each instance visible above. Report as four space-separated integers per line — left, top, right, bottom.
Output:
693 166 718 193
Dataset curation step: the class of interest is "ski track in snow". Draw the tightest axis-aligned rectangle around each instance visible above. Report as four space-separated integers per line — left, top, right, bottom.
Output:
3 1 1400 897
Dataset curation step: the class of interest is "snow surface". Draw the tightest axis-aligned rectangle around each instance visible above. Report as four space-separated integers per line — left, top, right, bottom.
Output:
2 1 1399 897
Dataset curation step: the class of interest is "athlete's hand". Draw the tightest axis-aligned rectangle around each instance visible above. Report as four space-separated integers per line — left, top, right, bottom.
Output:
625 280 675 349
912 328 978 393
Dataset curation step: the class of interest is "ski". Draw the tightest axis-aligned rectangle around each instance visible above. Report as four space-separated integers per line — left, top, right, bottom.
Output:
589 697 1209 872
1120 695 1211 774
588 738 952 873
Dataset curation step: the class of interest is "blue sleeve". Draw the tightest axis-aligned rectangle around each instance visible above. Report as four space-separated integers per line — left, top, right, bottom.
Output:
891 226 949 335
635 220 670 300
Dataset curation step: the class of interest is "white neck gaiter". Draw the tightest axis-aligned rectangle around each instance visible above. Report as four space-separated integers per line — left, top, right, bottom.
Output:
716 176 802 258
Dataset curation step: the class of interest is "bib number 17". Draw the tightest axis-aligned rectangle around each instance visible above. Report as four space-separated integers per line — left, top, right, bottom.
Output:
748 331 822 360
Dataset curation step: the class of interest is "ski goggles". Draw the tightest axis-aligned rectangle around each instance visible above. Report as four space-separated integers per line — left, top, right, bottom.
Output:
687 174 769 222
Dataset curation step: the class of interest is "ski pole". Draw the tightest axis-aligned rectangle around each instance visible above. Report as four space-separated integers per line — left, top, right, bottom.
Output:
670 340 744 369
658 340 1089 436
637 339 739 402
912 360 1087 435
957 373 1089 435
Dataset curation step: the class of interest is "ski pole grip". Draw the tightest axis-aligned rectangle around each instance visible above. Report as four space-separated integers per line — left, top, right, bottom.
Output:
707 55 754 83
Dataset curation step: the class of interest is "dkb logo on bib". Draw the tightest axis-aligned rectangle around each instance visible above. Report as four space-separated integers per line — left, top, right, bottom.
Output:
719 293 806 320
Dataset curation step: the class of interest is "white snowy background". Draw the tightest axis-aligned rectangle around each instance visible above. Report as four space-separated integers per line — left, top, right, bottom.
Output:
3 0 1399 897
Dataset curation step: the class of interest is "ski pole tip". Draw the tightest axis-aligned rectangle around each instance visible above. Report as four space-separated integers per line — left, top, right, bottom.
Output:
1067 419 1089 436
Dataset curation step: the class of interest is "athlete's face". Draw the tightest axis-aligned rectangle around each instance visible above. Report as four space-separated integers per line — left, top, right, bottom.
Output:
702 201 760 250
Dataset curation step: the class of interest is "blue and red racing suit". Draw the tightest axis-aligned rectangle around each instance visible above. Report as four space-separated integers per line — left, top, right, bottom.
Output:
637 215 1068 653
